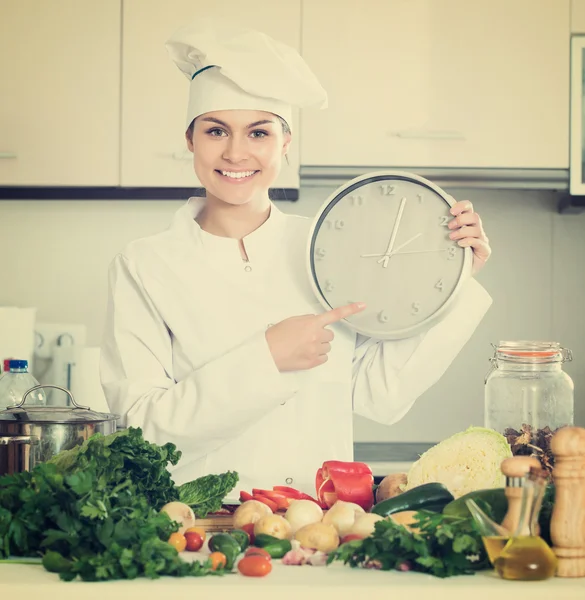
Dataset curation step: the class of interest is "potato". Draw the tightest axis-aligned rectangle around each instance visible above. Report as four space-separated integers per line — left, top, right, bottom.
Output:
294 522 340 553
348 513 385 538
284 499 324 534
233 499 272 529
321 500 365 537
254 514 292 540
375 473 408 504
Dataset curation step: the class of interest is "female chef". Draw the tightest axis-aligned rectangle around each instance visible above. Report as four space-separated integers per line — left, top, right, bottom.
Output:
100 21 492 492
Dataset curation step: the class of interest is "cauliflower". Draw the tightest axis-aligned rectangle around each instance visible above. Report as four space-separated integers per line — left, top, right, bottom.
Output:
405 426 512 498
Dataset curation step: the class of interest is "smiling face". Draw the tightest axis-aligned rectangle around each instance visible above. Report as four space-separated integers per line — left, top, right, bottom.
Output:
185 110 291 207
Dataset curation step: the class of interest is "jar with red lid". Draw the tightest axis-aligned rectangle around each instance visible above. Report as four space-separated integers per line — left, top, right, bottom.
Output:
484 341 574 473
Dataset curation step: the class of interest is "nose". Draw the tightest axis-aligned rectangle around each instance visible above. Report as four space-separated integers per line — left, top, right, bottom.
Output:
222 134 250 163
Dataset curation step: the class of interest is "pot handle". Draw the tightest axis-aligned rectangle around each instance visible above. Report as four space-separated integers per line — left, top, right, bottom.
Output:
0 436 36 445
15 384 91 411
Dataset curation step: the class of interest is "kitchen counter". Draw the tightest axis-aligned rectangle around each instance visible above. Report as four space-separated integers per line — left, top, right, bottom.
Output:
2 560 583 600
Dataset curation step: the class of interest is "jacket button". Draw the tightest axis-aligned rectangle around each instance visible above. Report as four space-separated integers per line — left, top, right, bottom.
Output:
285 477 293 484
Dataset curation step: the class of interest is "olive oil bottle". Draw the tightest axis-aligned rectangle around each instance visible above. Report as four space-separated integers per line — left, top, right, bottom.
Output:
494 467 558 581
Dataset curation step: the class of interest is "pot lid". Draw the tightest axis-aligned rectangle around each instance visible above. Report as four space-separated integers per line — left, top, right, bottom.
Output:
0 384 119 425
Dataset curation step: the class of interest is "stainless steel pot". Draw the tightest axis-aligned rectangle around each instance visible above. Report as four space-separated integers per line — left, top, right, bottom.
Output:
0 384 118 475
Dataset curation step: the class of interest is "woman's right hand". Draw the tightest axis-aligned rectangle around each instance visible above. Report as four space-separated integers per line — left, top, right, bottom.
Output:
265 302 366 372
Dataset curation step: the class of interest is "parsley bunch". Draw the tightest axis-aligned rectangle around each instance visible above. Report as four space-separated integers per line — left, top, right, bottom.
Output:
0 428 228 581
327 510 490 578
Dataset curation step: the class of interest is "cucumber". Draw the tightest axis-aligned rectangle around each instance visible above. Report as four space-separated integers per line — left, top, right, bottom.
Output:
207 533 241 570
371 482 454 516
443 488 508 522
251 533 292 558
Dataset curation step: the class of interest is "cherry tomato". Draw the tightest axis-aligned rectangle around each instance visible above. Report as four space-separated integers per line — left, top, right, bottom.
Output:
209 551 227 571
184 531 204 552
238 555 273 577
245 547 272 561
241 522 256 544
185 526 206 542
168 532 187 552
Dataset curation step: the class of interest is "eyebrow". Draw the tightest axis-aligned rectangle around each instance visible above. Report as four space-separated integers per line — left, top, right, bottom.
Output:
200 117 276 128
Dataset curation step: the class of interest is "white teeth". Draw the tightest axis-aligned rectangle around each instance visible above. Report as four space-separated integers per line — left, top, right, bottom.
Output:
221 170 256 179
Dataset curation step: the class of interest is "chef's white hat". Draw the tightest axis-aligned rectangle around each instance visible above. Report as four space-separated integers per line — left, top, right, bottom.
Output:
165 19 328 131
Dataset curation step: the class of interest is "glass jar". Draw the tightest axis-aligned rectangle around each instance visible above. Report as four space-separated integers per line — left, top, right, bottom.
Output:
484 341 574 473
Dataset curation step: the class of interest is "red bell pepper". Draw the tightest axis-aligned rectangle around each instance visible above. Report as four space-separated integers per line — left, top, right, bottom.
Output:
315 460 374 511
272 486 320 504
240 490 254 502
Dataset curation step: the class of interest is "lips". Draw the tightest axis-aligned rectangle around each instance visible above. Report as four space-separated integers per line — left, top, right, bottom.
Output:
215 169 259 183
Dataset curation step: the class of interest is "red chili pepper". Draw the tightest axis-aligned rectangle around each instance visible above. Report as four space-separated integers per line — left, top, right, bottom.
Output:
315 461 374 511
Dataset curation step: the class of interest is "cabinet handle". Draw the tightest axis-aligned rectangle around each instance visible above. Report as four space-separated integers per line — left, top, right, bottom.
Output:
388 130 466 141
0 152 17 159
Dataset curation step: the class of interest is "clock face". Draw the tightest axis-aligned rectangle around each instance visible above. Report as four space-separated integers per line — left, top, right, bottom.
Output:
307 171 472 339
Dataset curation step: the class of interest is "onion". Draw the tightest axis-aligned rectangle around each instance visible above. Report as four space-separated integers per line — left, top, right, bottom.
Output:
284 499 324 534
160 501 196 534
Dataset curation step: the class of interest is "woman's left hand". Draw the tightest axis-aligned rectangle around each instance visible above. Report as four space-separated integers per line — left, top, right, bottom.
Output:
447 200 491 276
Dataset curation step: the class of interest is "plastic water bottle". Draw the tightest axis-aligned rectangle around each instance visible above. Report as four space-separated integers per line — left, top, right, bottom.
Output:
0 360 46 409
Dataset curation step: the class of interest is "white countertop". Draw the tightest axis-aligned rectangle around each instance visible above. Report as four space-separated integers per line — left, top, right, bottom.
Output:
2 558 583 600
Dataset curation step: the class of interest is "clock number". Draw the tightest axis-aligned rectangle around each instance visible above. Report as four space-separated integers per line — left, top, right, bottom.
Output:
316 247 326 260
439 215 450 226
411 301 420 315
447 246 457 260
377 310 389 323
435 278 444 291
324 279 335 292
349 195 365 206
323 219 345 230
417 193 424 204
380 184 396 196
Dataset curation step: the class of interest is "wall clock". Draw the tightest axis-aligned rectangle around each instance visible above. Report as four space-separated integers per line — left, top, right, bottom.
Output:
307 171 473 339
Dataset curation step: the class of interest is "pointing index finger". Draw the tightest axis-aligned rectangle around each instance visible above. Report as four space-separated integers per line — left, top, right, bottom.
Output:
317 302 366 326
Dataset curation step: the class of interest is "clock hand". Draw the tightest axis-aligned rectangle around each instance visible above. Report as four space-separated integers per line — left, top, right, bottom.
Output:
361 247 448 258
361 232 422 259
377 197 407 268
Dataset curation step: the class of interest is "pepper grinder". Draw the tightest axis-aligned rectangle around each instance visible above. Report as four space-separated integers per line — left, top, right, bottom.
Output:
551 426 585 577
500 456 541 535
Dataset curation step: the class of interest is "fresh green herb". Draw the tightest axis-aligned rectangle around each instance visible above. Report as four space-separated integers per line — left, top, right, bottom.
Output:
327 510 489 578
0 428 228 581
178 471 239 518
49 427 181 510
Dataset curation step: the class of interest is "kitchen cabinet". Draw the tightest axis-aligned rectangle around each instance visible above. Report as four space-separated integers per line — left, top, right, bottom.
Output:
300 0 570 169
572 0 585 32
120 0 302 190
0 0 121 186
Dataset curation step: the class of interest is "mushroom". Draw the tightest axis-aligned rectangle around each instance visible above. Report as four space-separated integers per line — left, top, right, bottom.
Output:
254 514 293 540
294 522 340 553
284 500 324 534
321 500 365 537
233 500 272 529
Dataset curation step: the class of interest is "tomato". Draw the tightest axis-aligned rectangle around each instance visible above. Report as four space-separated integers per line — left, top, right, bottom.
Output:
184 531 204 552
209 551 227 571
238 555 273 577
245 547 272 561
168 532 187 552
340 534 364 544
241 522 255 544
185 526 206 542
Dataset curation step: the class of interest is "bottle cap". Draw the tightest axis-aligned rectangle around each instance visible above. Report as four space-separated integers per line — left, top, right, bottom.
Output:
9 359 28 370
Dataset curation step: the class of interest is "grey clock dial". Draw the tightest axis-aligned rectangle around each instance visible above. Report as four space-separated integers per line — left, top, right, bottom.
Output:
307 171 473 339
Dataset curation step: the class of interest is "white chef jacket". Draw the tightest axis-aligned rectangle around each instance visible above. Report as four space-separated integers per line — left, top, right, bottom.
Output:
100 198 492 494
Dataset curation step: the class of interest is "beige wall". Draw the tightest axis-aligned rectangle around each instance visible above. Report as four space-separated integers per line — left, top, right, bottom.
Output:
0 186 583 441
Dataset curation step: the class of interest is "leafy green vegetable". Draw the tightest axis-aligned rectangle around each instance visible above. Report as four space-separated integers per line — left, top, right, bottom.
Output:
327 510 489 578
0 428 227 581
178 471 239 518
49 427 181 510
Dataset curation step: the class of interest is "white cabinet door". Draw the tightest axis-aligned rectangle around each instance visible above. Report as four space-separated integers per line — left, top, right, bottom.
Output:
121 0 301 189
572 0 585 31
301 0 570 169
0 0 121 186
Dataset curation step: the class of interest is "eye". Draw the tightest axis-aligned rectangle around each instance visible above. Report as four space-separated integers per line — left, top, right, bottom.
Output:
250 130 268 139
207 128 227 137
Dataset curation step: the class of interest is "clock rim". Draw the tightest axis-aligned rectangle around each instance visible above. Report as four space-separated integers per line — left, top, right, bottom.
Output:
305 170 473 340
